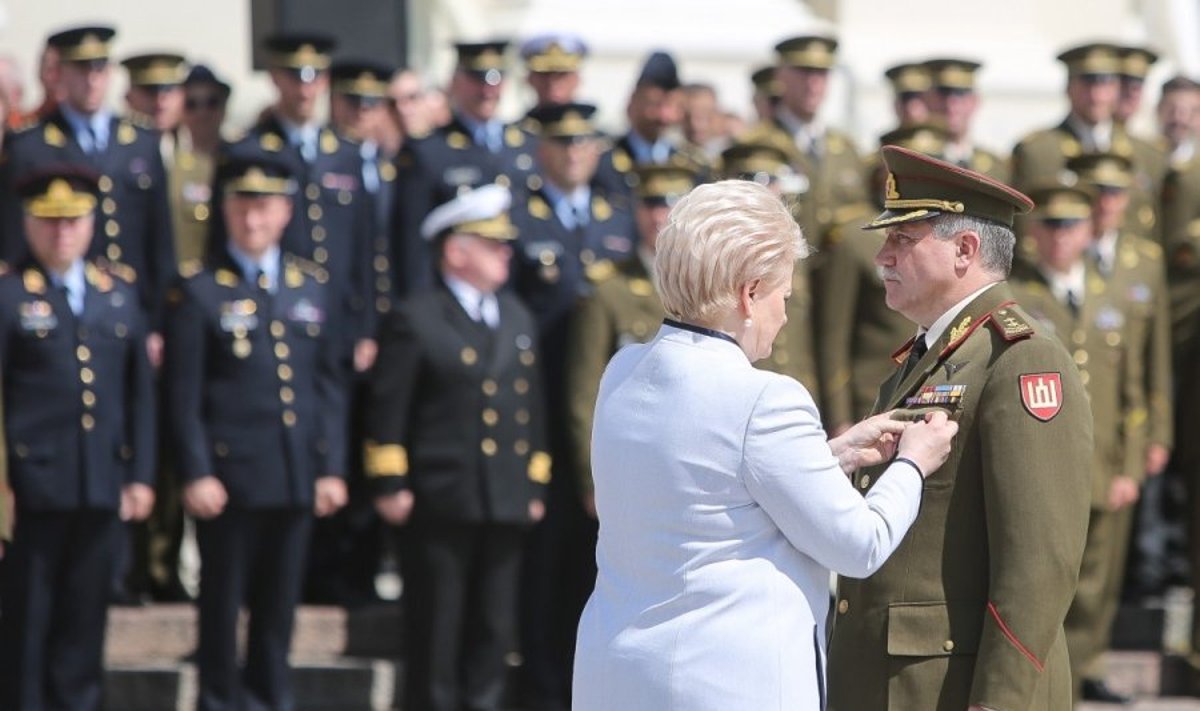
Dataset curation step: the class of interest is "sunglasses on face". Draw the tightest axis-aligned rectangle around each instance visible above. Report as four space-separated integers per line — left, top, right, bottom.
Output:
186 96 224 111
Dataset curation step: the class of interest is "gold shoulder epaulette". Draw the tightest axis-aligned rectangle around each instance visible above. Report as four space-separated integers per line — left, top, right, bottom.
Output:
987 304 1035 342
179 259 204 279
586 260 616 283
1137 238 1163 260
287 254 328 283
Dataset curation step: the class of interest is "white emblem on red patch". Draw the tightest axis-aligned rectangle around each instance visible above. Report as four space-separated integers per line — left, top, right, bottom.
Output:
1019 373 1063 421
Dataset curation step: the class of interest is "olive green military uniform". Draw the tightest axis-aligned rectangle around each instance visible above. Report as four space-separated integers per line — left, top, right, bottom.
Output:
565 256 663 497
827 147 1092 711
169 147 214 270
1010 261 1145 695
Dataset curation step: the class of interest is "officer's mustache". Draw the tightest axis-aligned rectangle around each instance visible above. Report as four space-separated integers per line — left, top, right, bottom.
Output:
876 266 900 281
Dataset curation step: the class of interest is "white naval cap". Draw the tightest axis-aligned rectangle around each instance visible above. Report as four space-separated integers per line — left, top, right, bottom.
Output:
419 184 518 241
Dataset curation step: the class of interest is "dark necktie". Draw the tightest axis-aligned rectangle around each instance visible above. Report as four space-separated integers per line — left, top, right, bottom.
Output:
1065 290 1081 318
899 335 928 381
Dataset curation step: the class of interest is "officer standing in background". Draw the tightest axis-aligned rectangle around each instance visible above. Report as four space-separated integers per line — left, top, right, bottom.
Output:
924 58 1008 181
593 51 709 198
1009 181 1145 705
120 52 187 167
0 164 156 710
364 185 549 711
391 40 536 295
1 25 175 363
1158 76 1200 170
827 147 1092 711
519 33 589 129
816 123 947 434
749 65 782 123
1115 46 1167 239
166 156 348 711
564 164 696 517
171 64 230 267
883 61 931 127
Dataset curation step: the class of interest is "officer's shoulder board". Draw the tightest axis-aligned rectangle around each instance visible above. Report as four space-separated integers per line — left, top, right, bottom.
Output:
585 260 616 283
1136 237 1163 261
985 304 1036 343
98 259 137 284
179 259 204 279
285 254 329 284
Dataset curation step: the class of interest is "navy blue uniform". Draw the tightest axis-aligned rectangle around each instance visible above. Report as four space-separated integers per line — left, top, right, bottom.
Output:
390 116 536 294
0 259 155 711
212 116 377 348
165 251 346 711
365 284 549 711
592 132 710 201
1 112 177 326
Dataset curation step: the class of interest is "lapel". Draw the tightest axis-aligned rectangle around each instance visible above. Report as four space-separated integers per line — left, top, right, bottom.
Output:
487 293 518 374
46 110 92 164
437 282 492 349
881 283 1019 411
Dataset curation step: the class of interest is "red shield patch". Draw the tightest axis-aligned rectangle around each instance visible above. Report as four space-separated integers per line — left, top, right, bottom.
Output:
1019 373 1063 422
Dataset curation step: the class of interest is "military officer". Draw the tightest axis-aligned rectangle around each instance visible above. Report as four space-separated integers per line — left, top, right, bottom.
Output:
750 65 782 123
166 156 348 711
0 25 176 357
565 164 696 517
717 140 820 395
923 58 1008 182
1006 182 1144 704
1011 42 1158 238
1116 46 1168 240
215 33 377 374
390 40 537 295
739 35 867 264
519 32 588 130
171 64 230 266
826 147 1092 711
1158 75 1200 169
121 52 187 164
816 123 947 434
884 61 932 127
507 101 637 710
364 185 549 711
0 165 156 710
593 51 710 199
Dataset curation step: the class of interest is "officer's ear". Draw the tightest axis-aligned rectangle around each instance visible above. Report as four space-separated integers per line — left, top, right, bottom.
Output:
954 229 982 268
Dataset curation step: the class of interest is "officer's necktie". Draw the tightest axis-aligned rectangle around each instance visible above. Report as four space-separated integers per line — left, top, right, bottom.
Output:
571 203 589 232
56 281 82 316
899 335 928 382
1065 290 1081 318
80 124 98 155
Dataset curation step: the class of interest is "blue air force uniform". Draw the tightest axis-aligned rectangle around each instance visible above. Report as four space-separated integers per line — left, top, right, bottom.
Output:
0 165 156 711
165 156 347 711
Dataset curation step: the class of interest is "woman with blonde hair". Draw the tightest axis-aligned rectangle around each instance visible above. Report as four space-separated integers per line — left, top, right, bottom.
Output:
572 180 957 710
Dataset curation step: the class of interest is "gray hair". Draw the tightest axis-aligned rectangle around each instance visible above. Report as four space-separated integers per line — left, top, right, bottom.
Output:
930 213 1015 276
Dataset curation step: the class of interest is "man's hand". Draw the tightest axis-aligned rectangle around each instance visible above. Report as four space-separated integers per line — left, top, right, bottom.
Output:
375 490 414 525
529 499 546 523
314 476 348 517
120 483 156 522
183 476 228 519
354 338 379 373
146 332 164 369
1146 444 1170 477
1108 475 1140 511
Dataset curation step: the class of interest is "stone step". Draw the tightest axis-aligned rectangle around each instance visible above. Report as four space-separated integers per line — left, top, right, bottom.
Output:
105 603 403 664
103 657 401 711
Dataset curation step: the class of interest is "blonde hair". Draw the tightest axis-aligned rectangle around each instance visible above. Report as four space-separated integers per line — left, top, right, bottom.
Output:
655 180 808 325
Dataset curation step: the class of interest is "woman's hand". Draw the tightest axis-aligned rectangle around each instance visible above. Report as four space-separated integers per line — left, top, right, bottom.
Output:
830 411 909 474
895 410 958 478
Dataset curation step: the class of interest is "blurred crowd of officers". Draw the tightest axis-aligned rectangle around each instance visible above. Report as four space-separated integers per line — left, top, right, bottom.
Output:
0 19 1198 711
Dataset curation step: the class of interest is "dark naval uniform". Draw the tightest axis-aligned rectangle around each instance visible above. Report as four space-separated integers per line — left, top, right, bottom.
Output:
2 111 176 323
592 132 710 199
826 147 1092 711
166 248 346 711
391 115 536 293
0 257 155 711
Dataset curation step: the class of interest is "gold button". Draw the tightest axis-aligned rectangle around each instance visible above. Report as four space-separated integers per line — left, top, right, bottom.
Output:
306 184 321 200
106 243 122 260
514 378 529 395
81 413 95 430
314 247 328 264
271 321 286 338
837 599 849 614
515 409 530 425
99 175 113 193
105 221 120 238
115 323 127 338
374 256 389 272
76 345 91 362
278 364 293 381
858 475 870 490
308 204 323 221
482 408 499 426
215 442 230 457
306 323 320 337
481 438 497 456
514 439 530 456
461 347 478 365
376 297 391 313
943 640 955 652
376 277 391 292
312 226 327 242
194 204 210 221
1073 349 1088 366
581 249 595 265
1072 330 1086 345
14 444 28 458
1080 371 1091 386
80 367 95 384
274 342 290 359
82 390 96 407
482 379 498 396
282 410 297 427
519 351 535 366
773 352 790 366
280 386 295 404
1105 332 1121 347
102 198 117 215
338 190 352 205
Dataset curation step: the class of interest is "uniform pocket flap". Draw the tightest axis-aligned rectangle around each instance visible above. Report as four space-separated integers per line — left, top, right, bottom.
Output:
886 601 982 657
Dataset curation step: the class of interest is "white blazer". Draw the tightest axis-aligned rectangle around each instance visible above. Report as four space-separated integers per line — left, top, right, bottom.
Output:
572 323 923 711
